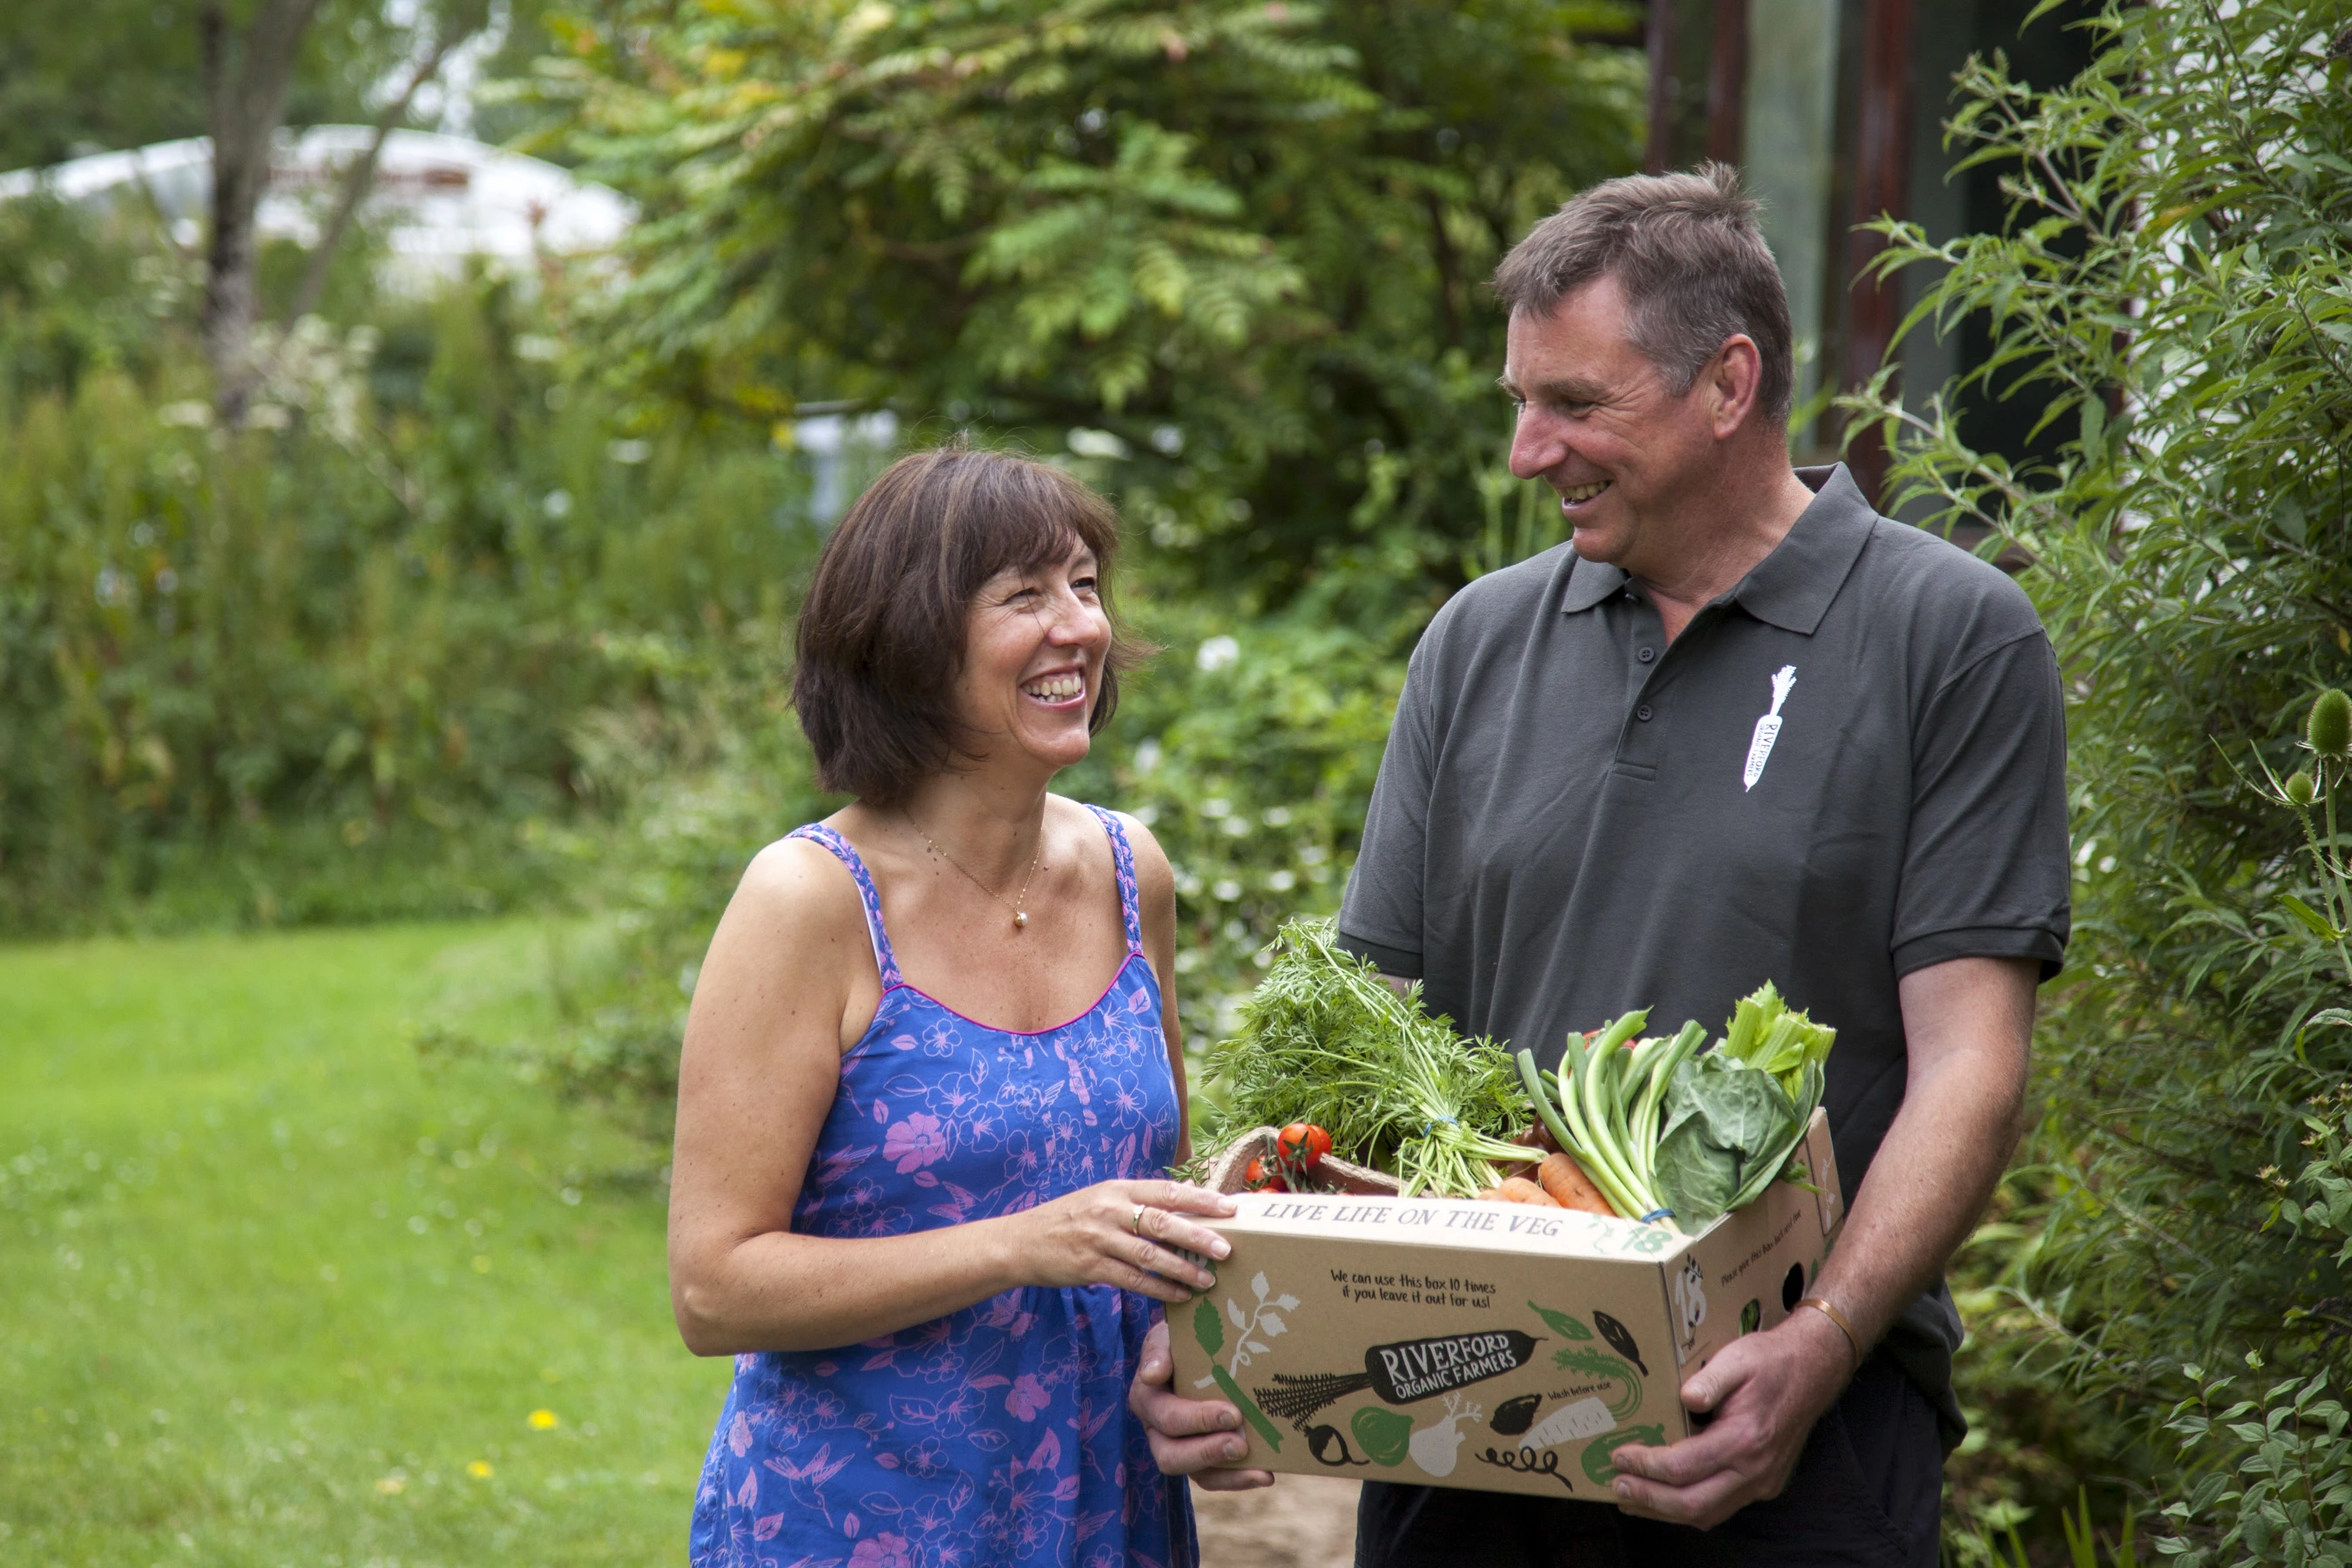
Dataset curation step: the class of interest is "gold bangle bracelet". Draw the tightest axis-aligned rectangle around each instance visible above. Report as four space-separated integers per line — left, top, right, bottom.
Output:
1796 1296 1861 1364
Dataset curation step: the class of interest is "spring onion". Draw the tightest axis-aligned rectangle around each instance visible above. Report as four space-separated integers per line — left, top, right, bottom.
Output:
1515 983 1834 1227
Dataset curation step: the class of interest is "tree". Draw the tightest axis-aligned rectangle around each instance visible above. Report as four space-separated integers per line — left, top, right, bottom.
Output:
531 0 1644 624
197 0 490 422
0 0 352 173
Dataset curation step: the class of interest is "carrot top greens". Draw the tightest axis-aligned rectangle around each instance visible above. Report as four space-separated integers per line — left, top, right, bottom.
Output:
1193 918 1532 1197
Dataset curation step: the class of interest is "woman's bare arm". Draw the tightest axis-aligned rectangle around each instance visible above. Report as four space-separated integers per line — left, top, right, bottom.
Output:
666 835 1233 1356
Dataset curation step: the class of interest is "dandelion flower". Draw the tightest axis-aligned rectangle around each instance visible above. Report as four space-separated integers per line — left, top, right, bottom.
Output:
530 1409 559 1430
468 1460 494 1478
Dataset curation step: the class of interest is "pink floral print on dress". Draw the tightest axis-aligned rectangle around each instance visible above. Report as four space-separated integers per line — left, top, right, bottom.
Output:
689 808 1193 1568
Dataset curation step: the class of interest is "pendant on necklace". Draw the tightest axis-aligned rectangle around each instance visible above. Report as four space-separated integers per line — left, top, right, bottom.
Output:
1013 910 1029 929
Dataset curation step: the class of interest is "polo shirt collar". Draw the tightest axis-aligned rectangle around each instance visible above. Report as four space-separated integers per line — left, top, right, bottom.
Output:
1558 558 1628 612
1555 463 1876 636
1731 464 1877 636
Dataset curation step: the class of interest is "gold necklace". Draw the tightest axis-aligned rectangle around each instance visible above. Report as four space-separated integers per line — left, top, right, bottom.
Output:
906 811 1044 930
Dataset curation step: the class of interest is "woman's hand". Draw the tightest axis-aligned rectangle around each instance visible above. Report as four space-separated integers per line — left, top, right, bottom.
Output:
1129 1318 1278 1489
1008 1179 1238 1302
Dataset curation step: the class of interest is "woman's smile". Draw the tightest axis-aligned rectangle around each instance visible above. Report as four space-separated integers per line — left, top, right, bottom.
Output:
1020 667 1088 707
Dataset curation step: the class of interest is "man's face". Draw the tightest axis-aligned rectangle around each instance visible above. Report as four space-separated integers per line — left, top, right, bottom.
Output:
1501 275 1722 575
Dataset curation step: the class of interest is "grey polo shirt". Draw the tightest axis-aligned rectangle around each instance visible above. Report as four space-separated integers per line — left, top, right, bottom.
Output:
1338 463 2069 1434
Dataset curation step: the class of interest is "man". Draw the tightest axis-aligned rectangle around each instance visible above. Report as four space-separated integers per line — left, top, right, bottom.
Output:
1129 165 2070 1565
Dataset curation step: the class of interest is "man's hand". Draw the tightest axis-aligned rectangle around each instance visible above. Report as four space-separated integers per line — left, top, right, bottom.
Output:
1611 956 2035 1527
1605 1303 1852 1527
1127 1319 1276 1490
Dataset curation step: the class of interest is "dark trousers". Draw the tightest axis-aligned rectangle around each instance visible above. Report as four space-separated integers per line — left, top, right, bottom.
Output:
1355 1354 1943 1568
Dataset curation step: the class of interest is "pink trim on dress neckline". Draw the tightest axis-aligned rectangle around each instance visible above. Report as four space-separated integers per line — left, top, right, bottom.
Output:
848 950 1155 1053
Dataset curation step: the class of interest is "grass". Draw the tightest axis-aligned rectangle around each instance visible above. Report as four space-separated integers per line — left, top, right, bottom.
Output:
0 920 727 1565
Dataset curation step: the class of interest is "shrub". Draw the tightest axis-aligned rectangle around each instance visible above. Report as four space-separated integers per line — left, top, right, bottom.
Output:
0 202 821 932
1845 0 2352 1553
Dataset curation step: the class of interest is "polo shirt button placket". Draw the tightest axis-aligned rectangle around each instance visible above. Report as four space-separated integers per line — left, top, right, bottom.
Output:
1635 704 1653 722
1637 646 1656 664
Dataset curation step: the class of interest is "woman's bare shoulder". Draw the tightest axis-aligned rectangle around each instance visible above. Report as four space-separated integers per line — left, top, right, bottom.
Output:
1086 801 1173 903
723 828 871 950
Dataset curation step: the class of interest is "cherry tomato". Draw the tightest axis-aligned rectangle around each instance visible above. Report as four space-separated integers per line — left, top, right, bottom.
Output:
1242 1156 1288 1193
1275 1122 1328 1171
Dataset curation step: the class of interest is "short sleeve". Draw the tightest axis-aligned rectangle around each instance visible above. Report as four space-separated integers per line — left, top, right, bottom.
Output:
1337 638 1441 980
1891 628 2072 980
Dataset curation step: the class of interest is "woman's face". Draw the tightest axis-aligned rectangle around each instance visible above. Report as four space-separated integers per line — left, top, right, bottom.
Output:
953 541 1112 776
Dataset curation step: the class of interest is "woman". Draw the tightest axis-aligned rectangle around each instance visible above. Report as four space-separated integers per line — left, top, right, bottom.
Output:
672 444 1233 1568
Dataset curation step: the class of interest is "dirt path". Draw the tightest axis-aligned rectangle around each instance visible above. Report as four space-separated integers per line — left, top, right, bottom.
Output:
1193 1476 1359 1566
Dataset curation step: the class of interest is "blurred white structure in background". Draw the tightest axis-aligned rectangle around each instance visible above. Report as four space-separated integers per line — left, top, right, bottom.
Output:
0 127 632 291
0 129 899 515
793 411 901 523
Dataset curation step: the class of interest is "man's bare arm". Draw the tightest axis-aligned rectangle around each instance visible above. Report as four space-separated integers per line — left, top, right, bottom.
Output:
1606 955 2036 1528
1805 955 2035 1346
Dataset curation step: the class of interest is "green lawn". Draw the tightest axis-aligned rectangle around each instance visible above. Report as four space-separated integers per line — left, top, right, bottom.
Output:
0 921 728 1565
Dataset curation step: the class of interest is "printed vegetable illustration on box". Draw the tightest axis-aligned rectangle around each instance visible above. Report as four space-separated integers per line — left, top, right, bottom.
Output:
1192 1270 1680 1493
1254 1327 1544 1424
1187 1271 1293 1452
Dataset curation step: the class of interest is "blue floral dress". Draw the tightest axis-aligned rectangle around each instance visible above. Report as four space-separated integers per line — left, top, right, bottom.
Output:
690 806 1197 1568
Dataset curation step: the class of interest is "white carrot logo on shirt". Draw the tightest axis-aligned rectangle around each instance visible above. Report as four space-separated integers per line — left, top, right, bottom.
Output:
1743 666 1796 791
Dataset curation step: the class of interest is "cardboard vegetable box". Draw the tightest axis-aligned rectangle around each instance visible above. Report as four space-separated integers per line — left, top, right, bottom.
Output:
1168 1109 1844 1498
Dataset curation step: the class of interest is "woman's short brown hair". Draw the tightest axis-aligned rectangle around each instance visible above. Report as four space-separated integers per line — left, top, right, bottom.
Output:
792 443 1140 804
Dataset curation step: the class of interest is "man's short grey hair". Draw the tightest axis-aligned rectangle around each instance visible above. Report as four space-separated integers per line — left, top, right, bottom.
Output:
1491 163 1794 424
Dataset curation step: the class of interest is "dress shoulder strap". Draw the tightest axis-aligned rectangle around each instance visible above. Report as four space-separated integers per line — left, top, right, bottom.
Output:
786 823 903 989
1085 805 1146 956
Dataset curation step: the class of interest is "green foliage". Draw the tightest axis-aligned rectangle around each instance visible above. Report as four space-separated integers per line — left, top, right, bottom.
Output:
2160 1366 2351 1568
477 628 834 1125
0 0 550 173
482 0 1641 1126
0 199 181 401
1975 1486 2142 1568
2306 690 2351 762
0 200 820 933
1842 0 2352 1554
529 0 1640 617
1085 599 1404 1051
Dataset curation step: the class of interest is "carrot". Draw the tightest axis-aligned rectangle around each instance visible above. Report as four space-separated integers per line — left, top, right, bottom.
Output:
1476 1186 1506 1202
1537 1151 1619 1216
1496 1176 1561 1206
